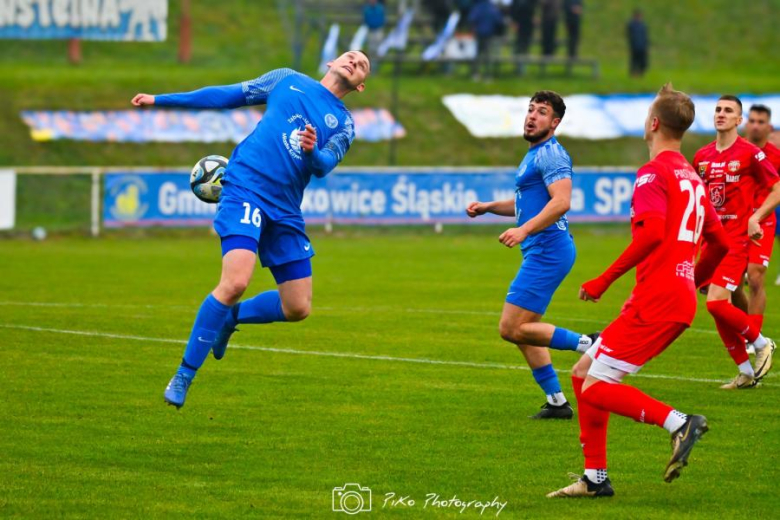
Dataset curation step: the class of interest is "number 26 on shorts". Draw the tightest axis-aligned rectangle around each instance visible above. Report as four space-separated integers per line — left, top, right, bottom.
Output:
240 202 262 228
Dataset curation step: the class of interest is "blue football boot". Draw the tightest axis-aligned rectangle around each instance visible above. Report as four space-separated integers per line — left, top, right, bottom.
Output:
164 370 193 409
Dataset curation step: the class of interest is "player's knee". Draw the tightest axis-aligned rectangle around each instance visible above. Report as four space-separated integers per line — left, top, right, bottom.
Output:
571 356 591 379
498 320 520 343
283 300 311 322
218 276 250 301
747 266 766 289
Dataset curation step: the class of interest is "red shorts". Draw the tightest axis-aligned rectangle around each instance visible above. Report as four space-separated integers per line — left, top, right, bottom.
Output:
591 309 688 373
748 219 776 267
711 242 749 292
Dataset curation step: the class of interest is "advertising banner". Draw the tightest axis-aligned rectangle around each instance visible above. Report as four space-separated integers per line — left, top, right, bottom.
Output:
0 0 167 41
103 169 637 228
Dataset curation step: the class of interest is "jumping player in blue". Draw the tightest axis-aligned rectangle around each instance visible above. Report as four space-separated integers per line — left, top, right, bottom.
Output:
467 91 596 419
131 51 371 408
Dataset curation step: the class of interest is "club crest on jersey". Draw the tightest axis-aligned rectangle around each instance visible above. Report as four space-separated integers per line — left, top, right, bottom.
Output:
728 160 741 172
324 113 339 129
698 162 708 177
756 151 766 161
710 182 726 207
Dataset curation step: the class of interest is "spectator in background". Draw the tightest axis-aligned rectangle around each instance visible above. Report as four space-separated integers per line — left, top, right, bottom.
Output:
510 0 537 55
540 0 560 57
627 9 649 77
563 0 582 58
468 0 505 80
364 0 386 55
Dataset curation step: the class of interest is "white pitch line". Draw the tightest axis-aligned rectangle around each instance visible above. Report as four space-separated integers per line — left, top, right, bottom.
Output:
0 323 738 385
0 301 724 335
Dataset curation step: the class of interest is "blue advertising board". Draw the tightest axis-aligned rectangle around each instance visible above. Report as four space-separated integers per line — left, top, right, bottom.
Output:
103 169 637 228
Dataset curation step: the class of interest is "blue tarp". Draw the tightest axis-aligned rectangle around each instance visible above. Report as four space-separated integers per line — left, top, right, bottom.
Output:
22 108 405 143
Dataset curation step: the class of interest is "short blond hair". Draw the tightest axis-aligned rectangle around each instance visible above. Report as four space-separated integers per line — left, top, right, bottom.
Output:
652 83 695 139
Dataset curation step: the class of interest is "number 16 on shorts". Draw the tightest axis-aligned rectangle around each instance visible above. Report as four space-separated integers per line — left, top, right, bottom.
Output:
240 202 262 227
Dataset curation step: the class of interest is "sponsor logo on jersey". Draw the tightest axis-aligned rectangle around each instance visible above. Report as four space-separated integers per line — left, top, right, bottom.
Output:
636 173 656 187
710 182 726 207
756 151 767 161
324 113 339 129
282 113 312 161
726 174 740 183
289 85 305 94
675 260 695 281
728 160 741 172
698 162 709 177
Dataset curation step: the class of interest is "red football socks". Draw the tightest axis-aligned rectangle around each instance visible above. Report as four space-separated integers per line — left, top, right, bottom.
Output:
750 314 764 334
712 311 750 365
707 299 760 343
573 376 610 469
581 380 673 429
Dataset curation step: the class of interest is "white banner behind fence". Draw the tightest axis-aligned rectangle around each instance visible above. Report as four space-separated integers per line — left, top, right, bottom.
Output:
443 94 780 139
0 170 16 230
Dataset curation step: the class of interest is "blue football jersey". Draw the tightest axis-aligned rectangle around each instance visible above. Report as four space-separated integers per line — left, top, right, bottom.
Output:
155 68 355 219
514 136 573 250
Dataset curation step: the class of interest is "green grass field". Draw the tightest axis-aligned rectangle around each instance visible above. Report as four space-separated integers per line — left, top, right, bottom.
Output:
2 227 779 518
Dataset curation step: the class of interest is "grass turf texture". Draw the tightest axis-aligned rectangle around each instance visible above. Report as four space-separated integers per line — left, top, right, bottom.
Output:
2 0 780 168
1 226 779 518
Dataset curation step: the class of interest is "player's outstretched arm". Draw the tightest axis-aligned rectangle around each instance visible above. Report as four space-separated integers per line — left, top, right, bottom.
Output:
580 217 665 301
466 199 514 218
131 93 155 106
136 69 301 110
139 83 248 109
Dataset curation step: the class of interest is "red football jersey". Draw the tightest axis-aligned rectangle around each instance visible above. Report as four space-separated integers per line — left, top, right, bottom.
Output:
754 142 780 225
622 151 721 325
693 136 779 241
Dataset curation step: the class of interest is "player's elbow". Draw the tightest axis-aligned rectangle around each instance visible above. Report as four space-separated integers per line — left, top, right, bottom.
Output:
552 195 571 214
647 234 664 249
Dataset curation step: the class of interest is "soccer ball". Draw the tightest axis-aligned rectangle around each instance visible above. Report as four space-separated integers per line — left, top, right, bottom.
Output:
190 155 228 203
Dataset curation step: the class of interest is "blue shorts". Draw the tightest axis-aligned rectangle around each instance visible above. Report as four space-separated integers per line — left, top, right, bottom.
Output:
213 181 314 268
506 234 576 315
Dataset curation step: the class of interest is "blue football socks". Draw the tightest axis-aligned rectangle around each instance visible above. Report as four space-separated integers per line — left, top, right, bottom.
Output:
550 327 587 352
179 294 231 377
532 363 567 405
234 290 287 324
